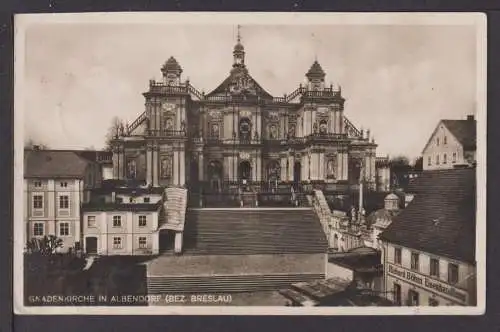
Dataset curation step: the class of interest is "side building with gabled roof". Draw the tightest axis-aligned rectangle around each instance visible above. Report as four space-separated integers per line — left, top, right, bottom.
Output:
422 115 476 171
378 168 476 306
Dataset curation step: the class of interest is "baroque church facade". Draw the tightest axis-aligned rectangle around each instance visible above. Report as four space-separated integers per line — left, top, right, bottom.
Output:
110 31 387 194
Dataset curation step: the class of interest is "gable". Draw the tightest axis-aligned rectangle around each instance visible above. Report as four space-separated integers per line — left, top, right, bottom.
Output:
207 70 273 99
421 121 462 155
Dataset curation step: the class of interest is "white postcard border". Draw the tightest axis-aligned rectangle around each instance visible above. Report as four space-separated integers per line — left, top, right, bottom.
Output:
13 11 487 315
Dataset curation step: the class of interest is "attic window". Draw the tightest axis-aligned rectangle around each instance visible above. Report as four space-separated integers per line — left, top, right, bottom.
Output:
60 181 68 188
444 136 447 145
34 181 42 188
436 138 439 146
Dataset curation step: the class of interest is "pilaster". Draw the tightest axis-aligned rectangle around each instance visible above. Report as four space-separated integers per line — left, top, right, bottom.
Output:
146 145 152 185
152 146 159 186
198 153 204 181
179 150 185 186
173 150 179 186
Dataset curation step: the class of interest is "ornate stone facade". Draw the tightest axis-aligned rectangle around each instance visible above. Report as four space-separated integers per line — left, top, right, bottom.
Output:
111 33 387 193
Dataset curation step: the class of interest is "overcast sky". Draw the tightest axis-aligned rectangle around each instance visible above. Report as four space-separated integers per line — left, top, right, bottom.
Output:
22 21 478 159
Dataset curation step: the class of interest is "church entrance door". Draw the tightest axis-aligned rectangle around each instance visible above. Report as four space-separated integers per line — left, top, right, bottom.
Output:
239 161 252 181
293 161 301 183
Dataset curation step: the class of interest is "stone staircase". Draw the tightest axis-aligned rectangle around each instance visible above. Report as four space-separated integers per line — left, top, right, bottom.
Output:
183 208 328 255
147 273 325 294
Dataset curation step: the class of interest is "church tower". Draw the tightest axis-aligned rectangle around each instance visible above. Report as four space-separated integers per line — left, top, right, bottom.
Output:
233 25 245 68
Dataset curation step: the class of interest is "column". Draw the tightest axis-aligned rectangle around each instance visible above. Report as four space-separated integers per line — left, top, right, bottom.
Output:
174 231 183 254
336 153 343 181
371 153 376 185
198 153 204 181
119 149 125 180
146 147 152 185
330 111 335 134
337 112 343 134
152 148 158 186
280 157 287 181
288 155 294 181
226 156 232 181
319 152 325 180
257 155 262 182
112 151 119 179
252 158 257 182
179 150 185 187
343 152 349 180
173 151 179 186
365 154 370 182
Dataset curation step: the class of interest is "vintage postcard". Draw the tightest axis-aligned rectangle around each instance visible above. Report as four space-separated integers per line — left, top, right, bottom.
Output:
13 12 486 315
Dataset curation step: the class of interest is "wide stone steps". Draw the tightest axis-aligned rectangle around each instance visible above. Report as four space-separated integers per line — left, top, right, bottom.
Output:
147 273 325 294
182 209 328 255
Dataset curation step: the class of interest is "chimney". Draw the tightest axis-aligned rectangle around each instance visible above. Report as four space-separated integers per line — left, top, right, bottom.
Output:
467 115 474 121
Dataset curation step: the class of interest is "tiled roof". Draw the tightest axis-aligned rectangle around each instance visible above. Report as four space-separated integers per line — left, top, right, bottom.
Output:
306 60 326 78
24 149 91 179
442 119 476 150
379 168 476 263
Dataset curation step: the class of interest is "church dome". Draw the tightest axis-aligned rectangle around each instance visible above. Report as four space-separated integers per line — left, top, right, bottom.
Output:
234 42 245 52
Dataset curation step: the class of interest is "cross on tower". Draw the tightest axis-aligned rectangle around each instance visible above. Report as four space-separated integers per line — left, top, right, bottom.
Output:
237 24 241 43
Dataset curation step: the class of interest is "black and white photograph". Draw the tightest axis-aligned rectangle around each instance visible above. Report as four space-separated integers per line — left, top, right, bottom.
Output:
13 12 486 315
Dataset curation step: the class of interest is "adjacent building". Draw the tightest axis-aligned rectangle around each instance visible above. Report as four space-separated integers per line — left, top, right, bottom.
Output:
422 115 476 171
379 168 476 306
23 148 101 252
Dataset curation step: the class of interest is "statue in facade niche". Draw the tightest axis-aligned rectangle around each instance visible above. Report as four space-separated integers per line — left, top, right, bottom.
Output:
327 159 336 179
313 122 318 134
180 120 186 133
160 157 172 178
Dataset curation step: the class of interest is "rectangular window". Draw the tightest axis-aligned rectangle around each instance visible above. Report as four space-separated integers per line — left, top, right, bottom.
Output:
138 215 147 227
452 152 457 163
429 298 439 306
448 263 459 284
427 156 431 166
436 138 439 146
59 195 69 209
436 155 440 165
144 197 150 203
112 216 122 227
33 222 44 236
115 197 123 203
443 154 447 164
394 247 402 265
410 252 420 271
444 136 447 145
430 258 440 277
34 181 42 188
33 195 43 209
112 237 122 249
60 181 68 188
59 222 70 236
138 237 147 249
408 290 419 306
87 216 96 228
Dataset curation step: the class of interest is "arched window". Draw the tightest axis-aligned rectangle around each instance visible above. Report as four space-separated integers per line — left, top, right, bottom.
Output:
160 156 172 179
288 124 296 138
127 159 137 179
326 158 337 179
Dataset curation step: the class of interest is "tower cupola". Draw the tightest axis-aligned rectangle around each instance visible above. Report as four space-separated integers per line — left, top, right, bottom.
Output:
233 25 245 68
306 60 326 90
161 56 183 85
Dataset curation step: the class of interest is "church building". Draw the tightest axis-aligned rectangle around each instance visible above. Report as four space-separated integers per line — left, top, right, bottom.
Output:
110 27 387 198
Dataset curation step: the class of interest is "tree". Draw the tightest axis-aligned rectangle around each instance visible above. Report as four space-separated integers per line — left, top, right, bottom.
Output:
389 155 410 167
104 116 125 151
26 235 64 255
413 157 423 171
